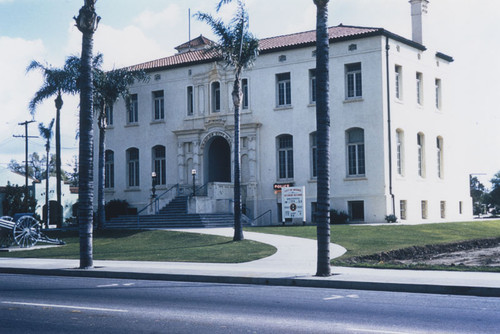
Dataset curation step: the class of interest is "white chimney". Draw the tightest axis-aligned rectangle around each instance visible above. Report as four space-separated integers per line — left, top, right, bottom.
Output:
409 0 429 45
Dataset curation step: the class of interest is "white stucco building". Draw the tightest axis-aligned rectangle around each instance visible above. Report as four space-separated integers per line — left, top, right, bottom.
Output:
96 0 472 224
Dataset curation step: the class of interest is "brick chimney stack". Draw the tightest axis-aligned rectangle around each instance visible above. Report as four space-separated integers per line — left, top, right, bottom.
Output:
409 0 429 45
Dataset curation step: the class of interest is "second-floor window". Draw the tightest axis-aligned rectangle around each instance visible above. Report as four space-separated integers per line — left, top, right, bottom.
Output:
276 72 291 107
105 105 113 126
347 128 365 176
242 78 249 109
395 65 402 99
309 69 316 104
211 81 221 112
153 90 164 120
128 94 138 123
416 72 423 105
346 63 362 99
187 86 194 116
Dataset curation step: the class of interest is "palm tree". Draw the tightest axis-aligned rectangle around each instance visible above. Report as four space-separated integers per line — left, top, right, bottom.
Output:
39 119 55 229
27 61 78 229
93 67 148 229
314 0 331 277
197 0 259 241
74 0 100 269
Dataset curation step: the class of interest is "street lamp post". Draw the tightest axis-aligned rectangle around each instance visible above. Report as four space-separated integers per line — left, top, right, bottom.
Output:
151 171 157 213
191 169 197 197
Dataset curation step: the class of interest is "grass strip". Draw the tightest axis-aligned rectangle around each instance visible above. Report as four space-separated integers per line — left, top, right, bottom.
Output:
0 229 276 263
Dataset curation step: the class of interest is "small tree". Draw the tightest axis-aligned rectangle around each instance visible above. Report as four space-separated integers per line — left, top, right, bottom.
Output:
39 119 55 228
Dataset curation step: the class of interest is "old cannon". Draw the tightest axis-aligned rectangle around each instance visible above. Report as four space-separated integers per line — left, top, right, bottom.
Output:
0 214 65 248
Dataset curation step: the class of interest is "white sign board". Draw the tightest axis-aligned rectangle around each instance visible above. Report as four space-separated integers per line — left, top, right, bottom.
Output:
282 186 306 222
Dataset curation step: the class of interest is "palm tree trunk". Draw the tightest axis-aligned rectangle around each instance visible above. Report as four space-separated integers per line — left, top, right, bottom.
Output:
75 0 99 269
314 0 331 277
45 148 50 229
97 120 105 229
54 94 63 229
232 71 243 241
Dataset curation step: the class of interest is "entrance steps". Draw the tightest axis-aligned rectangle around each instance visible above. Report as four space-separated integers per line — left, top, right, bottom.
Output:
104 196 236 229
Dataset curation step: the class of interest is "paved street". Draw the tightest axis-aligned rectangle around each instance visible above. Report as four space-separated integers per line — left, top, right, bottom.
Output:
1 274 499 334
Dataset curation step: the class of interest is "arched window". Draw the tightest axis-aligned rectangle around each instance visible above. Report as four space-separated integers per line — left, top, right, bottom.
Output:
396 129 405 176
152 145 166 185
346 128 365 176
126 148 140 187
104 150 114 188
277 134 294 180
436 136 444 179
417 132 426 178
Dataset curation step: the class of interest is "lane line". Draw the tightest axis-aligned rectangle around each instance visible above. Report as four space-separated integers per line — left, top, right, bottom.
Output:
348 328 412 334
1 301 128 313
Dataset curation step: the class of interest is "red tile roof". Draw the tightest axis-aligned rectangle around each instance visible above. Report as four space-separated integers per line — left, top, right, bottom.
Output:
128 25 417 72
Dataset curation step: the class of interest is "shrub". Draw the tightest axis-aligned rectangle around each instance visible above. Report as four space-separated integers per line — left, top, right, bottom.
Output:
330 210 349 224
385 214 398 223
105 200 131 220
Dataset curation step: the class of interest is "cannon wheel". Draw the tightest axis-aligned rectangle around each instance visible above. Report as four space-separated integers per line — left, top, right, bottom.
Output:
13 216 40 248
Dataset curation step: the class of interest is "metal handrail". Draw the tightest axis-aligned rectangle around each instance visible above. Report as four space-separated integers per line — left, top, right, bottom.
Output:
192 182 209 197
250 209 272 226
137 184 179 227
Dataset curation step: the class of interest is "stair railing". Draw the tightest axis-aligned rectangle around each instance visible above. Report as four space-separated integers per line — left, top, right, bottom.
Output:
192 182 209 197
136 184 179 227
250 209 272 226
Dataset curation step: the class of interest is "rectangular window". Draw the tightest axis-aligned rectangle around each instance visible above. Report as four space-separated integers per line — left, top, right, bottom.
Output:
127 94 138 123
417 133 425 178
242 78 249 109
311 132 317 178
104 150 114 188
153 90 164 120
276 72 291 107
440 201 446 219
346 63 362 99
348 201 365 221
459 201 463 214
187 86 194 116
278 135 293 179
416 72 423 105
211 82 221 112
105 105 113 126
436 137 443 179
421 200 428 219
435 78 441 109
400 200 407 220
309 69 316 104
395 65 402 99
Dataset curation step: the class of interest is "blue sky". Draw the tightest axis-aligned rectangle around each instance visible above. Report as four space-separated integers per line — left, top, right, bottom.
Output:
0 0 499 186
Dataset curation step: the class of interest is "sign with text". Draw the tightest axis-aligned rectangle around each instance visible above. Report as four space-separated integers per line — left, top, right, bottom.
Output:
281 186 306 222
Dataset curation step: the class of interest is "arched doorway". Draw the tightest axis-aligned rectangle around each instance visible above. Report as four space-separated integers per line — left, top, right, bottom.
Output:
206 136 231 182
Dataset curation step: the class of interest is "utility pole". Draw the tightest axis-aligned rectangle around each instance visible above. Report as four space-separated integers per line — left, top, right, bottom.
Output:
13 120 37 210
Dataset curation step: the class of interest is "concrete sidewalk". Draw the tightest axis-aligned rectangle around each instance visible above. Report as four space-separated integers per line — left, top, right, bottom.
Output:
0 228 498 297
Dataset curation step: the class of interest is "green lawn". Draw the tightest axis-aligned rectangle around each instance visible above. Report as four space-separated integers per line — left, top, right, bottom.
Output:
246 220 500 260
0 229 276 263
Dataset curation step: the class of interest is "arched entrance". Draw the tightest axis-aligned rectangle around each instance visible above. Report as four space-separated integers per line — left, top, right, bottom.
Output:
206 136 231 182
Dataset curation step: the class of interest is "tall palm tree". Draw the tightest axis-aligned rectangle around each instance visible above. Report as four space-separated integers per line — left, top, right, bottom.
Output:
197 0 259 241
314 0 331 277
93 67 148 229
74 0 100 269
39 119 55 229
27 61 78 229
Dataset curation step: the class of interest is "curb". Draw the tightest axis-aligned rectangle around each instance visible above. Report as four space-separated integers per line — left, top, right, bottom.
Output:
1 267 499 298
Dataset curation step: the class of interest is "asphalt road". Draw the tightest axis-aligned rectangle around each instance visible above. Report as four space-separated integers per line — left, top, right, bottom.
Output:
0 274 498 333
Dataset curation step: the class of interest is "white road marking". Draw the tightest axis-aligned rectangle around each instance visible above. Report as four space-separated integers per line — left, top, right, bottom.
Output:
122 283 135 286
1 301 128 313
323 295 344 300
97 283 119 288
348 328 412 334
346 294 359 299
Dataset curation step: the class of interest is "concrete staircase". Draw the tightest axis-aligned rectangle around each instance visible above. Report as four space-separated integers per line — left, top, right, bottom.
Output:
104 196 235 229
